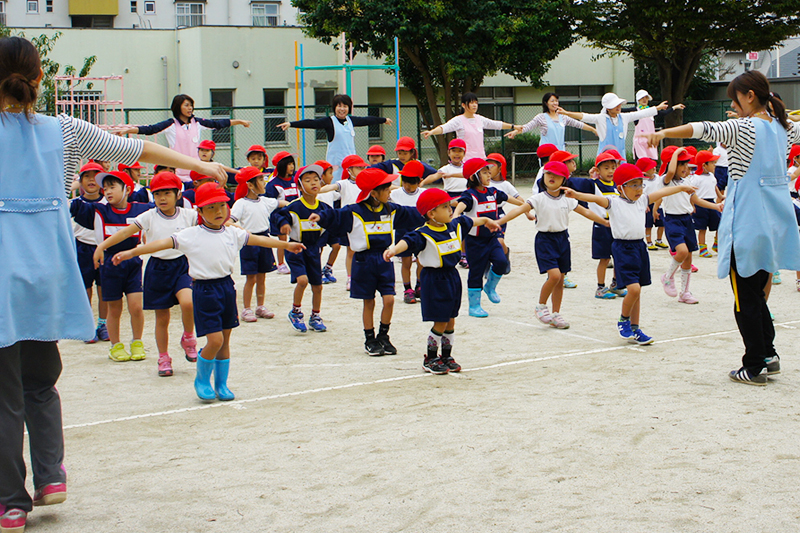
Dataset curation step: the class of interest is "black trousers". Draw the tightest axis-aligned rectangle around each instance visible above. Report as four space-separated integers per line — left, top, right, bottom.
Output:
729 254 777 373
0 341 66 513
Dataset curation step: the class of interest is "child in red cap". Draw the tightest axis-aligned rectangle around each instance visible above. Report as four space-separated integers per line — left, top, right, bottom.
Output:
314 160 343 284
383 188 501 374
635 157 666 250
112 183 304 401
369 136 439 185
264 152 299 274
691 150 723 258
390 160 426 303
366 145 386 165
182 171 234 207
421 138 468 197
70 171 154 362
497 162 608 329
93 172 199 376
486 152 521 274
310 168 423 356
562 163 697 343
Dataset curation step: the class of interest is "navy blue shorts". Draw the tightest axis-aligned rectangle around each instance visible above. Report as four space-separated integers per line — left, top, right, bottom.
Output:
193 276 239 337
286 245 323 285
350 251 396 299
100 255 142 301
534 230 571 274
143 256 192 310
664 213 698 252
76 240 101 289
645 206 664 229
591 223 613 259
420 267 461 323
465 235 507 289
715 166 728 191
692 203 720 231
611 240 651 289
339 234 350 247
240 231 276 275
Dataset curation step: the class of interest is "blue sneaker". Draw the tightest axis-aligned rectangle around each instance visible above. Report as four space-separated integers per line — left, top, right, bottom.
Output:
595 286 617 299
609 281 627 297
617 319 634 340
321 265 337 284
288 309 307 333
96 323 109 341
630 328 654 345
563 277 578 289
308 313 327 332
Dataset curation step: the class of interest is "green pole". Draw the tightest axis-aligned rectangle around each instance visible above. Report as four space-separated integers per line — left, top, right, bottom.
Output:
229 107 235 168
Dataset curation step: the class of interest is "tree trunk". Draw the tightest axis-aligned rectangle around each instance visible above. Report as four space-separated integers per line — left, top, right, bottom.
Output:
657 50 704 145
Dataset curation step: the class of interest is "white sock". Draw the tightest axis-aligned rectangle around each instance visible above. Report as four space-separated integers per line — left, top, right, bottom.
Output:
680 269 691 294
666 258 681 279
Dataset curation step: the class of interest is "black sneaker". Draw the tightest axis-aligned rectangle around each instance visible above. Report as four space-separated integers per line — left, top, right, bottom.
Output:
765 356 781 375
377 334 397 355
729 367 767 386
441 355 461 372
423 357 449 375
365 339 385 357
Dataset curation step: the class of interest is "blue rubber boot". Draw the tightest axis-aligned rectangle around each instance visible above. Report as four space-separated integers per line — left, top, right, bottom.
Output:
468 288 488 318
483 269 502 304
194 356 216 401
214 359 235 401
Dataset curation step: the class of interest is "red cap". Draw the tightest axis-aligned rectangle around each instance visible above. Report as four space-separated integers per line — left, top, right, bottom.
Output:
595 151 620 166
198 140 216 151
194 182 231 208
367 145 386 156
536 144 558 159
463 158 489 183
314 160 332 171
789 145 800 165
341 154 367 181
635 158 656 173
189 170 214 183
150 172 183 192
548 150 577 163
542 161 570 179
448 138 467 151
416 188 452 216
234 166 265 201
246 145 267 156
486 152 507 180
795 175 800 192
97 171 134 193
118 162 143 171
685 145 698 157
355 168 398 203
78 162 104 176
694 150 720 174
395 136 416 152
399 160 425 178
658 146 692 175
601 147 624 161
613 163 644 187
271 151 294 167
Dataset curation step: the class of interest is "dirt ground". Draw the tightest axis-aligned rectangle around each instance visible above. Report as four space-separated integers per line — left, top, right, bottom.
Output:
23 178 800 532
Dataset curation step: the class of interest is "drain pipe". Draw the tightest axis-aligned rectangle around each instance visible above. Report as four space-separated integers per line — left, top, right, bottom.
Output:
161 56 169 108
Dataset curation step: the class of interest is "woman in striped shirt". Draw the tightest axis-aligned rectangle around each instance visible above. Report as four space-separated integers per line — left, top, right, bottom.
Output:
644 71 800 386
0 36 226 531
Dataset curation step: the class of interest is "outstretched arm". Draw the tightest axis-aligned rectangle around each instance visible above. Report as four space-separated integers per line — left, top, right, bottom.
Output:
383 239 410 262
495 202 533 226
648 184 696 204
691 195 724 212
574 205 609 226
561 187 610 209
94 224 141 267
112 238 174 265
505 196 525 207
248 234 306 252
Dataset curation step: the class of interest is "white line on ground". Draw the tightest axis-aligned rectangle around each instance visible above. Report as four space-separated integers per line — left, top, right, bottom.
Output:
499 318 613 344
63 320 800 431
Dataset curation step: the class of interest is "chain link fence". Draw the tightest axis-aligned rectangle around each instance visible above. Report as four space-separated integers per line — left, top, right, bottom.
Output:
122 100 732 179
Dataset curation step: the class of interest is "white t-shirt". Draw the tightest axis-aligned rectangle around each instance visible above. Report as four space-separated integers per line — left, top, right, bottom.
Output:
172 225 249 280
788 166 799 194
230 196 280 234
713 143 729 167
336 179 361 206
691 172 717 200
490 180 520 208
642 176 661 201
660 176 694 215
525 191 578 233
134 206 197 260
606 194 649 241
438 163 467 193
73 196 107 245
389 187 422 208
317 189 341 208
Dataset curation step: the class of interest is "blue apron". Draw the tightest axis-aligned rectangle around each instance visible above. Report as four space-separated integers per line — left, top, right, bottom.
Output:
601 115 626 158
717 118 800 279
541 113 566 150
326 115 356 170
0 114 95 347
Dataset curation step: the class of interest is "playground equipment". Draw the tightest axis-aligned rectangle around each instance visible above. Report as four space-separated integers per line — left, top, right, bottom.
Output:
54 75 125 129
293 36 402 165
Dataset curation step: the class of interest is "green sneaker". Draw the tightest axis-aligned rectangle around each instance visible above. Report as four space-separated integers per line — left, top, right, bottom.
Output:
109 342 131 362
130 340 147 361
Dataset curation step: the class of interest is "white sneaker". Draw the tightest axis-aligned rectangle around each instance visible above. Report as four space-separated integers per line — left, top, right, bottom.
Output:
535 305 552 324
549 312 570 329
277 263 291 275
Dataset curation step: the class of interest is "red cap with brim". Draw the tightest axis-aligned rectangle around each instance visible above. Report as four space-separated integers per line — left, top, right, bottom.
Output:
659 146 692 175
548 151 577 163
79 162 105 176
399 160 425 178
694 151 720 175
190 170 215 183
97 171 134 193
271 151 295 167
341 154 367 181
234 166 265 201
595 151 620 167
536 144 558 159
198 140 216 151
416 188 452 216
395 137 416 152
543 161 570 179
355 168 398 203
448 139 467 151
246 145 267 156
367 145 386 156
314 160 333 171
118 162 143 171
150 171 183 192
462 158 489 183
486 152 507 180
789 145 800 164
635 158 657 173
613 163 644 187
195 183 231 208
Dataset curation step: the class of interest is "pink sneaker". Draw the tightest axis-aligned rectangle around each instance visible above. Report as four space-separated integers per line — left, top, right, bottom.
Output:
346 277 351 291
678 291 699 304
691 264 699 273
241 308 257 323
276 263 291 275
157 354 173 377
180 332 198 362
33 481 67 506
255 305 275 319
661 273 678 297
0 507 26 532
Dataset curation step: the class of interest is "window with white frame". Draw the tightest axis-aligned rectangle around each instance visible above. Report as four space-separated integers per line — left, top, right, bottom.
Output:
176 3 204 28
0 2 6 26
27 0 38 14
263 89 287 145
475 87 514 138
143 1 155 14
252 2 279 27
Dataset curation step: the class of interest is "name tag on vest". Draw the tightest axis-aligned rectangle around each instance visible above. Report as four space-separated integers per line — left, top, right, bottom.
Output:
300 219 321 231
477 200 496 214
364 221 392 233
436 239 461 255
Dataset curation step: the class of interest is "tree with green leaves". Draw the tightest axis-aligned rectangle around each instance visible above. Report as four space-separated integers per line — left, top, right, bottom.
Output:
293 0 576 161
574 0 800 129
